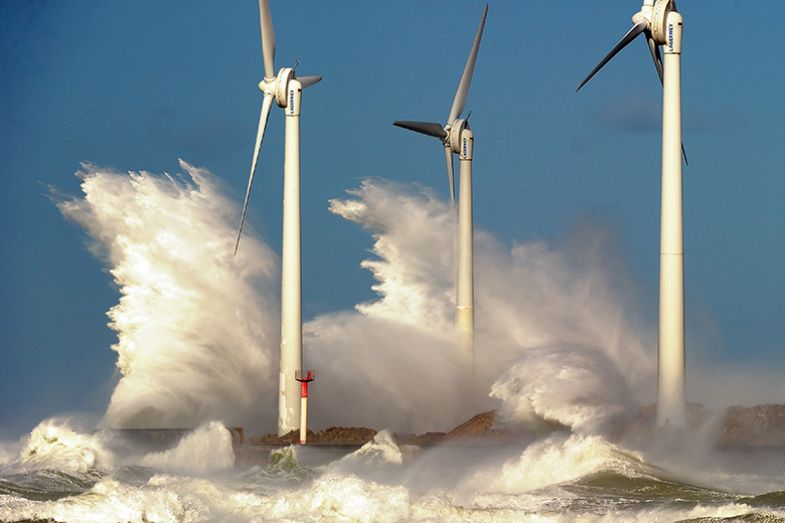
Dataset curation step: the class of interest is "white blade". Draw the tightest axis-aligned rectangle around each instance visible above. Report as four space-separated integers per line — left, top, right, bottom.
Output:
235 93 275 254
258 0 276 79
297 75 322 89
444 145 455 206
447 4 489 124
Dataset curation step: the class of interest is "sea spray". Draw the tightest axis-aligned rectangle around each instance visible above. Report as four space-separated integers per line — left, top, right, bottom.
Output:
489 347 635 434
462 433 648 495
18 418 113 475
59 164 655 436
328 180 455 330
4 420 785 522
321 178 655 433
58 161 279 431
139 421 234 474
327 430 404 476
0 163 775 521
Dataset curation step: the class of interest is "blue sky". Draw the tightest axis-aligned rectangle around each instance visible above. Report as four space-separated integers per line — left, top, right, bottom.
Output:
1 1 783 437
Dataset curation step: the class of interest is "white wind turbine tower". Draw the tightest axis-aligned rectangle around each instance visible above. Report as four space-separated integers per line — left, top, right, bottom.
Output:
577 0 686 427
234 0 321 436
393 4 488 366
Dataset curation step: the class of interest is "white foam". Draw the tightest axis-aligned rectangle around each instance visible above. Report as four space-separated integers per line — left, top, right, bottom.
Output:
341 430 403 466
139 421 234 474
489 348 634 434
462 433 647 495
60 166 656 437
2 460 784 523
59 162 279 431
18 419 113 475
0 446 11 468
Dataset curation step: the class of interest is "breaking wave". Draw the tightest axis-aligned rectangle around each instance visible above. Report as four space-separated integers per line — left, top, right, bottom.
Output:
57 164 656 435
14 161 782 521
58 161 279 431
3 420 785 522
138 421 234 474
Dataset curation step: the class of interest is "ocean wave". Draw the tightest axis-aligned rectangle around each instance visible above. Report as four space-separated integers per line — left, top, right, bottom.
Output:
17 420 113 476
4 451 785 522
138 421 234 474
460 433 650 495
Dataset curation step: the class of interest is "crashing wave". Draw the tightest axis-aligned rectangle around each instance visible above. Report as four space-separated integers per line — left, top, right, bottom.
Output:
139 421 235 474
18 419 114 476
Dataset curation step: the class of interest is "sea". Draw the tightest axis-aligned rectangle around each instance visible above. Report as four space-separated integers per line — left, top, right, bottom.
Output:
10 164 783 522
2 419 785 522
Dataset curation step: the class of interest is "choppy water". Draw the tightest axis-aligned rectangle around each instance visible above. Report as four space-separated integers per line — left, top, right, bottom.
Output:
2 420 785 522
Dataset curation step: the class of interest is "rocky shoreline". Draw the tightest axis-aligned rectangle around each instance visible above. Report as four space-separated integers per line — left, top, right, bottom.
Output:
248 405 785 450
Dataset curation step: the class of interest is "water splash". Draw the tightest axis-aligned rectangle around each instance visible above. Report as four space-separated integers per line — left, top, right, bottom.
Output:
463 433 648 494
18 418 113 475
139 421 234 474
331 430 403 474
59 161 279 430
59 164 655 435
317 178 655 433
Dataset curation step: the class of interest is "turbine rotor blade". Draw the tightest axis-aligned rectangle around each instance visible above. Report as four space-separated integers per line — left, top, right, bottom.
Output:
258 0 276 79
444 146 455 206
576 20 648 92
235 94 275 255
297 75 322 89
393 121 447 139
646 32 664 84
447 4 489 124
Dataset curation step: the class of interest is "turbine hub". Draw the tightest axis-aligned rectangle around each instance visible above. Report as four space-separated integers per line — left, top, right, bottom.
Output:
274 67 296 108
650 0 676 44
448 119 469 154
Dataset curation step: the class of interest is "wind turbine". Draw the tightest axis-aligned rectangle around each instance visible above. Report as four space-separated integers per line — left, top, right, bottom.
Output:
234 0 321 436
577 0 686 427
393 4 488 366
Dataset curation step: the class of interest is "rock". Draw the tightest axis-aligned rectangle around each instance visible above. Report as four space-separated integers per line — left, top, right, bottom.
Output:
314 426 377 445
446 410 497 438
250 426 377 446
401 432 446 446
248 404 785 449
717 405 785 449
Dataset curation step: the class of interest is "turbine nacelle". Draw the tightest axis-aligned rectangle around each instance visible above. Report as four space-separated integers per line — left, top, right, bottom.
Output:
651 0 679 45
631 0 679 45
448 118 470 156
257 67 312 109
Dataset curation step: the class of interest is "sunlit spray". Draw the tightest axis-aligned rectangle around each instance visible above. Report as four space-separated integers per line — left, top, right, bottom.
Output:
60 159 658 436
321 179 656 433
59 162 279 430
